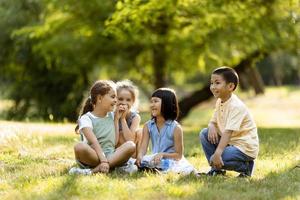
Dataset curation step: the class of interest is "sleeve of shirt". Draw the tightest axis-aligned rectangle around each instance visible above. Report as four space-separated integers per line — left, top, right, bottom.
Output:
78 114 93 131
225 106 247 131
110 112 115 120
210 109 217 124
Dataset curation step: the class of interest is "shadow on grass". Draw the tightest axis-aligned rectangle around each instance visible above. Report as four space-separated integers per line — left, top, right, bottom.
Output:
174 164 300 200
18 127 299 199
173 127 300 200
258 127 300 157
106 127 300 182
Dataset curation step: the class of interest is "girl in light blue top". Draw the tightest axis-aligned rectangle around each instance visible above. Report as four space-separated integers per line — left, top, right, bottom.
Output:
136 88 184 168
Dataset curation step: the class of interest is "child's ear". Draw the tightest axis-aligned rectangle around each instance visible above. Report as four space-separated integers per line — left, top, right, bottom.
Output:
97 95 102 102
228 83 235 91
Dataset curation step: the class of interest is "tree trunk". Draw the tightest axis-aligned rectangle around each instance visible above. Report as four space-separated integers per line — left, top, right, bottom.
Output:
247 65 265 94
178 50 265 121
238 71 251 91
152 14 169 89
153 44 167 89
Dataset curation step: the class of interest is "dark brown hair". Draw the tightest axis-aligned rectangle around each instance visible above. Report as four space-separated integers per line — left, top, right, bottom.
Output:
212 66 239 90
151 88 179 121
75 80 115 133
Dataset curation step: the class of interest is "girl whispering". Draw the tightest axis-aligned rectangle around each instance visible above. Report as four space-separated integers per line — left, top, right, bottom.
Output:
69 80 136 175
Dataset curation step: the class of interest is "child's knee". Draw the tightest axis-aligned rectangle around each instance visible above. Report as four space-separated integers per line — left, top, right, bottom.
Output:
74 142 86 154
124 141 136 153
199 128 208 141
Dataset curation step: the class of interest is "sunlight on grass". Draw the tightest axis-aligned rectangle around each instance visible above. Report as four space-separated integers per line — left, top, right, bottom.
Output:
0 87 299 199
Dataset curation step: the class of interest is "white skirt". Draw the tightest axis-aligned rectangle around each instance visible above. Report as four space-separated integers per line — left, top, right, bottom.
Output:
141 154 195 175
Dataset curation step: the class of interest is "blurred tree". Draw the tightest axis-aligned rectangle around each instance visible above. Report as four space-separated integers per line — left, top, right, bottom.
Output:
105 0 299 120
257 52 300 85
0 0 299 121
1 0 117 121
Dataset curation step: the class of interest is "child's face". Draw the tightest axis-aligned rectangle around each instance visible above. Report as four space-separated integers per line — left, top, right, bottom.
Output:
150 97 162 117
97 89 117 112
210 74 233 100
117 89 134 111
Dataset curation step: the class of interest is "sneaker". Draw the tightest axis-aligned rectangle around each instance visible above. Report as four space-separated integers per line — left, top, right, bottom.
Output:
127 158 136 165
195 172 207 178
116 163 138 174
207 169 226 176
69 167 92 175
237 172 250 178
247 160 254 176
238 160 254 177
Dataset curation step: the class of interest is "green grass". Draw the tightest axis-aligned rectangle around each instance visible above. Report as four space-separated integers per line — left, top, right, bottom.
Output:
0 87 300 200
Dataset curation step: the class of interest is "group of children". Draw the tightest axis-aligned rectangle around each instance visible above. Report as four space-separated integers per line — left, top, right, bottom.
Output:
69 66 259 177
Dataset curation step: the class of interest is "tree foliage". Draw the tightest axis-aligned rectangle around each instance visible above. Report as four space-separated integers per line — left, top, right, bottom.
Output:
0 0 299 121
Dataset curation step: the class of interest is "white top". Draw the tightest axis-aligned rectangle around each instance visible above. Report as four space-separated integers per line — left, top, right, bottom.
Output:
78 112 114 131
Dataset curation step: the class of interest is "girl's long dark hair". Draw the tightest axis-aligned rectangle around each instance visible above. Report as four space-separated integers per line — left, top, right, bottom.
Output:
151 88 179 121
75 80 115 133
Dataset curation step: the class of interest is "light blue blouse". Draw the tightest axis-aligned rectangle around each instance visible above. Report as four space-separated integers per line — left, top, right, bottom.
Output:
147 119 178 154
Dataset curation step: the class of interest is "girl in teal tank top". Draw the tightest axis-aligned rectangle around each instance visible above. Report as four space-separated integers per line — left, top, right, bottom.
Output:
69 80 136 175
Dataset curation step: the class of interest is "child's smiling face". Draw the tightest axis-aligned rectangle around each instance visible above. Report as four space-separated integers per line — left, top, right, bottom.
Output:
97 89 117 112
210 74 233 101
117 88 134 110
150 97 162 117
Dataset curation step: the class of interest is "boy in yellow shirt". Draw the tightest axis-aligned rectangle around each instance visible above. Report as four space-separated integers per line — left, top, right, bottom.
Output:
199 66 259 177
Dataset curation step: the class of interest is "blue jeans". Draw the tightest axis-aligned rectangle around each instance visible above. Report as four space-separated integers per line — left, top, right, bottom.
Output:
199 128 254 175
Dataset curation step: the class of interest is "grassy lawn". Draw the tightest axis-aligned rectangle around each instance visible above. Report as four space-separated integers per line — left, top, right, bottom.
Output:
0 87 299 200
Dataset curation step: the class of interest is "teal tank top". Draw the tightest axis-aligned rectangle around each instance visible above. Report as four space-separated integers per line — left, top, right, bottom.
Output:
83 112 116 156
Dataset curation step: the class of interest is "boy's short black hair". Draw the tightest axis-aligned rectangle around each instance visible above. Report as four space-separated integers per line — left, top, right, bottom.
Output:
212 66 239 90
151 88 179 121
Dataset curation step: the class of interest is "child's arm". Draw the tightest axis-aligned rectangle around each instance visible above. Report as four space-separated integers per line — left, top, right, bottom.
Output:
121 114 141 141
152 125 183 164
136 124 150 167
208 122 219 144
210 130 233 169
114 108 121 144
81 128 109 168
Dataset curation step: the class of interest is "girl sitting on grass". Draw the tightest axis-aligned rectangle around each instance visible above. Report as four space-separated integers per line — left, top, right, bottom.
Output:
69 80 136 175
136 88 194 174
115 80 142 159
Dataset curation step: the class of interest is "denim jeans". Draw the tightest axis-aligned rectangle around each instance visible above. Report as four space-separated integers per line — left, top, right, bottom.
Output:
199 128 254 175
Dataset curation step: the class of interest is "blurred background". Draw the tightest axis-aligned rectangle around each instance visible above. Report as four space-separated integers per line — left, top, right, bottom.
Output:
0 0 299 123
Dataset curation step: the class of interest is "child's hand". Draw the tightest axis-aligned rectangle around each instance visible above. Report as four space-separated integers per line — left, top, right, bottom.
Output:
118 103 127 112
136 154 142 167
114 106 121 120
152 153 163 165
120 104 129 119
208 125 219 144
210 153 224 169
99 162 110 173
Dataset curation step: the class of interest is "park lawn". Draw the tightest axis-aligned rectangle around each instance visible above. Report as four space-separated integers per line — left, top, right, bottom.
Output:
0 87 300 200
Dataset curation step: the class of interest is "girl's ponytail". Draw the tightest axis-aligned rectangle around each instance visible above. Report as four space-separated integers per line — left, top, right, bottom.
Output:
82 97 94 116
75 97 93 133
75 80 116 134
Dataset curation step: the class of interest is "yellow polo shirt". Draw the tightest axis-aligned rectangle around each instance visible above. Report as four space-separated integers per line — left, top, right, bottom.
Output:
210 94 259 158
